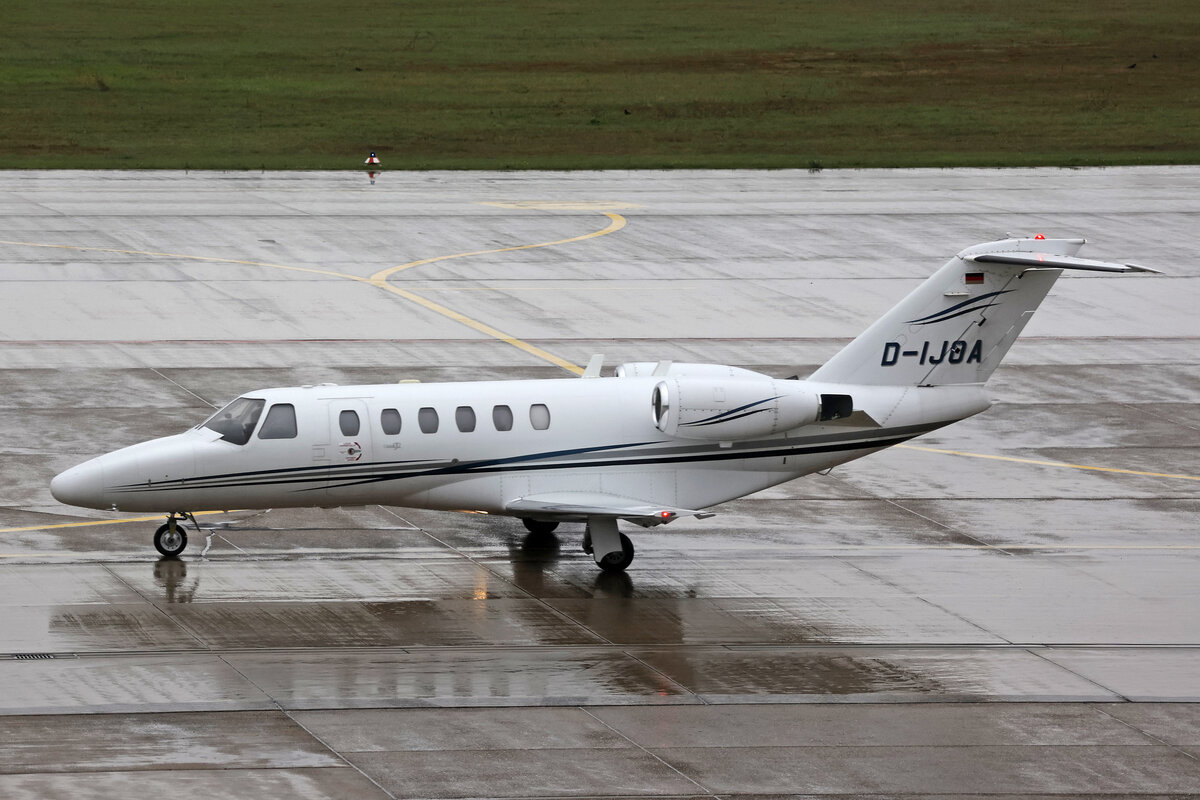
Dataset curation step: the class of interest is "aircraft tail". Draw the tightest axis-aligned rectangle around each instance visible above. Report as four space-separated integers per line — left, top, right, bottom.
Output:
808 237 1157 386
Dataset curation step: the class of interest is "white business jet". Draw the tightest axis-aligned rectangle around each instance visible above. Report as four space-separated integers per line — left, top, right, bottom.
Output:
50 236 1156 571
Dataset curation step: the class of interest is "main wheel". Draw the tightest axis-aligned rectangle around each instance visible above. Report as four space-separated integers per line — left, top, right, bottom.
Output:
154 522 188 558
597 532 634 573
522 518 559 535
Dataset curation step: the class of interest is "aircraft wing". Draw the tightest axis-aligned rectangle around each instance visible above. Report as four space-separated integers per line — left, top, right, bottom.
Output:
506 492 713 526
966 252 1161 273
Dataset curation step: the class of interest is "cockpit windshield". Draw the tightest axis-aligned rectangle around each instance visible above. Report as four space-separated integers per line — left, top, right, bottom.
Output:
200 397 265 445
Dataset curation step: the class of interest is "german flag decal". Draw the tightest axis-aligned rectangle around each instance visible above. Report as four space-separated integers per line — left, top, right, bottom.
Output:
964 272 985 284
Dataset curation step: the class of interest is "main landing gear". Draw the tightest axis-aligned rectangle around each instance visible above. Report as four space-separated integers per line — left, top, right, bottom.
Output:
521 516 636 572
154 512 197 558
584 517 634 573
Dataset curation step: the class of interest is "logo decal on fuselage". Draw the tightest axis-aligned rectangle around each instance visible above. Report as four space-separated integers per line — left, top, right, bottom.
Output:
882 340 983 367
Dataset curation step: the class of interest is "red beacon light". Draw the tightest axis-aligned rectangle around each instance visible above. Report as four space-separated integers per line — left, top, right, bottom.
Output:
1034 233 1045 240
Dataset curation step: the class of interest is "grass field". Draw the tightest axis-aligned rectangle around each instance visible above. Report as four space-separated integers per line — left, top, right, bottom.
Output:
2 0 1198 169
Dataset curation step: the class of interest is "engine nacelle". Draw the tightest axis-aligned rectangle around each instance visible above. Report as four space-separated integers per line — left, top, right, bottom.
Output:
651 378 821 441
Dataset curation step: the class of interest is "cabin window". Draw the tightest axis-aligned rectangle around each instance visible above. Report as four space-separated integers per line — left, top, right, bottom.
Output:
258 403 298 439
418 407 439 433
202 397 265 446
456 406 476 432
529 403 551 430
339 409 360 437
380 408 402 435
492 404 513 431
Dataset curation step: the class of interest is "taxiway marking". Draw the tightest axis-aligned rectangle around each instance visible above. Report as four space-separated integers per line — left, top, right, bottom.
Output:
0 209 628 375
0 510 235 534
369 210 626 281
362 211 626 376
899 444 1200 481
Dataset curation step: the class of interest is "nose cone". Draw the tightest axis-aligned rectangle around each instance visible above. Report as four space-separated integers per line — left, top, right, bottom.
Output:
51 459 107 510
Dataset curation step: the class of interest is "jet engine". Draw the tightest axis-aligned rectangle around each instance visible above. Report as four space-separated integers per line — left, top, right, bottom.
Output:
651 378 821 441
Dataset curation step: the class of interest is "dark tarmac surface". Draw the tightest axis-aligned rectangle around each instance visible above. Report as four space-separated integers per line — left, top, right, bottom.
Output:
1 169 1199 798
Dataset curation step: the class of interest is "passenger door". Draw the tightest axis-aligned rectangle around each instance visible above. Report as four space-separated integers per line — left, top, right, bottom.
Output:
323 399 372 503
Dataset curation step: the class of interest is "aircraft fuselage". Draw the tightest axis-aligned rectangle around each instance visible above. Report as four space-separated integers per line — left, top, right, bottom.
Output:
50 375 990 516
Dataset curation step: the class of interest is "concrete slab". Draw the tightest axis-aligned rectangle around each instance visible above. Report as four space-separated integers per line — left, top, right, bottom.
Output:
1 604 200 654
0 768 392 800
632 646 1121 702
0 655 273 715
653 744 1200 795
161 598 601 649
1040 648 1200 702
108 558 523 602
342 748 702 799
223 647 695 708
1099 703 1200 747
0 710 340 773
590 703 1156 747
292 707 633 751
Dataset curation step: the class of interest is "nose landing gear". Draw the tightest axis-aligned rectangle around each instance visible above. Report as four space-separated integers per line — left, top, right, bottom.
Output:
154 512 198 558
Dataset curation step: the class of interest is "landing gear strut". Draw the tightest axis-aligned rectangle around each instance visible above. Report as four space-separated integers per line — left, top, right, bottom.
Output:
586 517 634 573
154 512 196 558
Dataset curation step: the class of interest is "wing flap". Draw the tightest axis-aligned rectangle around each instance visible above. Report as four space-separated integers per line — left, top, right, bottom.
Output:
506 492 713 525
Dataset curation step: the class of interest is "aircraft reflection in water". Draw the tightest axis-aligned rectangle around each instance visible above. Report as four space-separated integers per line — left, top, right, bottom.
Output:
51 237 1156 572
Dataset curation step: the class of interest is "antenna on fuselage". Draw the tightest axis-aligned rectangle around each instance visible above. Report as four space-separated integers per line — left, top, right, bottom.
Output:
582 354 604 378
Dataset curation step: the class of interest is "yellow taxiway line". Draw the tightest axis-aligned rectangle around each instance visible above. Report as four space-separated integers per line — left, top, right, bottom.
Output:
897 444 1200 481
362 211 626 376
367 282 586 375
0 510 235 535
369 211 626 281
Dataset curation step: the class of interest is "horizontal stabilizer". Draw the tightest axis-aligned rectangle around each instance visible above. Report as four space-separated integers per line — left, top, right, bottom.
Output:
507 492 712 525
967 252 1161 273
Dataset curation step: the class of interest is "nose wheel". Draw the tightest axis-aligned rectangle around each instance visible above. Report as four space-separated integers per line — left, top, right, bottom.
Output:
154 513 194 558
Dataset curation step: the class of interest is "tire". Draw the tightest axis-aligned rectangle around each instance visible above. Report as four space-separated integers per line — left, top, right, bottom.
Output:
597 532 634 573
522 517 560 535
154 522 188 558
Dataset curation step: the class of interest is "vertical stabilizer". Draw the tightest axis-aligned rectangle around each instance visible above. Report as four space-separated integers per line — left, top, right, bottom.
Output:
808 238 1152 386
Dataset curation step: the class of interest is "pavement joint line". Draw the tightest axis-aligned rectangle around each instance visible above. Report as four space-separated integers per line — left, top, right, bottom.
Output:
897 444 1200 481
282 706 400 800
1024 647 1132 703
149 366 218 409
7 643 1200 664
879 496 1013 556
12 542 1200 557
1092 704 1200 763
579 706 716 796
